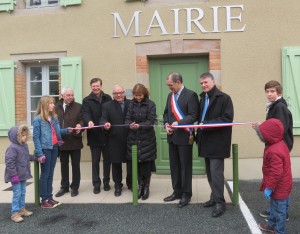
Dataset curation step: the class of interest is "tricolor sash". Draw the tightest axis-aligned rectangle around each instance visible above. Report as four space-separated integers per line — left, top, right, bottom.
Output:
170 93 192 133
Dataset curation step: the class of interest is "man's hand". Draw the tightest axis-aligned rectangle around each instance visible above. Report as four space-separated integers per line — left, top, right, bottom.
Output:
165 124 173 135
88 121 94 128
104 122 111 130
38 155 46 164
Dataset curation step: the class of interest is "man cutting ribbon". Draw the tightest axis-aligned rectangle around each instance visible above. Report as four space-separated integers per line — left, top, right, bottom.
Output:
163 72 199 208
197 72 234 218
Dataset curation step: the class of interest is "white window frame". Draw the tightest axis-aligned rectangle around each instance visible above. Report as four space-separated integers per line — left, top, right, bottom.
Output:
26 62 59 126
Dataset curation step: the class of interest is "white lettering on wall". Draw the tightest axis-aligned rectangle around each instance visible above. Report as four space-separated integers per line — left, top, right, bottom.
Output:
145 10 168 35
112 5 246 38
112 11 142 37
185 8 207 34
225 5 246 32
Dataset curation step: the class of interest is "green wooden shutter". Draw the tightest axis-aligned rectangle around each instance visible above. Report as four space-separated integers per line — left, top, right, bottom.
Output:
0 60 15 136
60 57 82 103
0 0 16 12
60 0 81 7
282 47 300 135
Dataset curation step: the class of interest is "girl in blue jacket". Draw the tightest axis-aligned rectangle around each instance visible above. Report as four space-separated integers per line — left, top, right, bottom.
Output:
33 96 70 208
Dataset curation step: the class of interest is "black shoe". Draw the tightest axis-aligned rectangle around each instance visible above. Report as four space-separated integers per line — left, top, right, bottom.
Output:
104 184 111 191
212 203 226 217
164 193 181 202
203 200 216 208
178 197 191 208
93 186 100 194
142 186 149 200
114 188 122 197
55 189 69 197
71 189 79 197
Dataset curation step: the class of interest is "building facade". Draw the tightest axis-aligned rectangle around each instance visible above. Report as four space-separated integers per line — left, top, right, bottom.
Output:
0 0 299 179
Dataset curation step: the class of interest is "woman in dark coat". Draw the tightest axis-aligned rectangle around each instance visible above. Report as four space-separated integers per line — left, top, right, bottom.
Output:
125 83 157 200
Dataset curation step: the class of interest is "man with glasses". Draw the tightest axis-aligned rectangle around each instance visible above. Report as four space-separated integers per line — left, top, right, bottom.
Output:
163 72 199 208
100 85 131 196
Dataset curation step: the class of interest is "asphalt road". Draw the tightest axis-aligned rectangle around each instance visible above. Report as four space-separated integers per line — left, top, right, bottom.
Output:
0 180 299 234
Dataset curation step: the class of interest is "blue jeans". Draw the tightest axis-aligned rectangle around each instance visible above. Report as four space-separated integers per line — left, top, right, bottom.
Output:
11 180 26 214
40 145 58 201
268 197 289 234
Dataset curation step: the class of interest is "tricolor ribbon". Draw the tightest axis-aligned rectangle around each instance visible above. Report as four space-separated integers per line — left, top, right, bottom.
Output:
172 122 254 129
170 93 192 133
69 122 254 130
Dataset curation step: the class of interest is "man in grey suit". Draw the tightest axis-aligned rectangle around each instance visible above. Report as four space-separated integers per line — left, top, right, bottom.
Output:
163 72 199 208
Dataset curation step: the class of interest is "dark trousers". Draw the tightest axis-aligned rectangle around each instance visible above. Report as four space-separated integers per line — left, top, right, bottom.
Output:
112 163 122 188
168 143 193 198
90 146 110 187
59 150 81 190
205 158 225 204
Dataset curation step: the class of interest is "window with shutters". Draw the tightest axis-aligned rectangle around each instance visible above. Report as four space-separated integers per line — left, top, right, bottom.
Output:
26 63 59 125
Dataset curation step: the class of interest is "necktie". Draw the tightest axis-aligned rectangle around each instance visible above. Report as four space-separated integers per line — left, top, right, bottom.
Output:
201 94 209 122
120 103 124 112
175 93 179 100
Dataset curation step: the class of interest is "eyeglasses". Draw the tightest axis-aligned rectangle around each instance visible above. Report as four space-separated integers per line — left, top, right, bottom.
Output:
113 91 125 95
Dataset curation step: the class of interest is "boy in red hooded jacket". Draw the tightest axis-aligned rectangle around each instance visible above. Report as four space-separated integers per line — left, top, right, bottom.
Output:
255 118 292 234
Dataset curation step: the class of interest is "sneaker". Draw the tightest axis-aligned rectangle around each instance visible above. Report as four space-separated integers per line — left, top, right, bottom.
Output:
18 208 33 217
11 213 24 223
48 198 61 207
265 213 289 222
260 210 270 218
258 223 275 233
41 200 56 209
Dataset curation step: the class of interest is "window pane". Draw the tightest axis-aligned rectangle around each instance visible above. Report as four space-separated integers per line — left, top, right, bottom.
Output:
30 82 42 96
49 81 59 95
49 65 59 80
30 67 42 81
30 0 41 6
31 97 41 112
48 0 58 4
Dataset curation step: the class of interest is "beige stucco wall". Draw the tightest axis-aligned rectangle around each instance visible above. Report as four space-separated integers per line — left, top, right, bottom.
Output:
0 0 299 178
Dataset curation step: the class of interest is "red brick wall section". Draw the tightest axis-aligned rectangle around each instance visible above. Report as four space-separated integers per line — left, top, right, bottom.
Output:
15 74 27 124
209 51 221 70
136 56 149 73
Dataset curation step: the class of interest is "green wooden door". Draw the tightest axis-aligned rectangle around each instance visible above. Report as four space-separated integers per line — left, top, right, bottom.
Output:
149 56 209 174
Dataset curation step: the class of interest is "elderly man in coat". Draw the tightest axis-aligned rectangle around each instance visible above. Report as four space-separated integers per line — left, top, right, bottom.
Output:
100 85 131 196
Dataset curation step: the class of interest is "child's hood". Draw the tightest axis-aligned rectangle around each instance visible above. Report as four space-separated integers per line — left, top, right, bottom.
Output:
8 125 29 145
259 118 284 145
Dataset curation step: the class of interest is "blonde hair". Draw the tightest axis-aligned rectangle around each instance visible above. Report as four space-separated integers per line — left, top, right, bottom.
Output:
18 124 29 144
34 96 57 121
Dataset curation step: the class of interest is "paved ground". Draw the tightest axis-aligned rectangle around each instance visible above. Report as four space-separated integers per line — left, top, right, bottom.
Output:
0 180 299 233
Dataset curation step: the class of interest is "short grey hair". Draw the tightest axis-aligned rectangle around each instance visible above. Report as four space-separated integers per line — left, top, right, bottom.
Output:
61 87 73 95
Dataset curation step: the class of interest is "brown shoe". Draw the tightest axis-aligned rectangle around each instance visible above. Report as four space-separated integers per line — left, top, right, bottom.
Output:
11 213 24 223
18 208 33 217
258 223 275 233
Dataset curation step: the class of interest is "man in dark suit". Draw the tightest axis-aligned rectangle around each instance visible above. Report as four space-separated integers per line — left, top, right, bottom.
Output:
81 78 112 194
100 85 131 196
163 72 199 208
197 72 234 218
